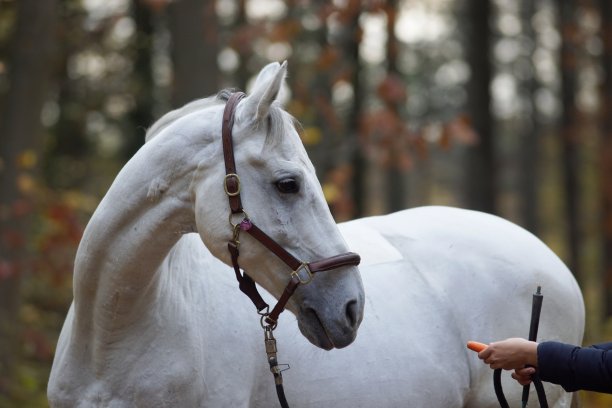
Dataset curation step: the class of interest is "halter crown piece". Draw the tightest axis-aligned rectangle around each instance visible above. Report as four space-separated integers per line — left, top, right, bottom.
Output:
221 92 361 326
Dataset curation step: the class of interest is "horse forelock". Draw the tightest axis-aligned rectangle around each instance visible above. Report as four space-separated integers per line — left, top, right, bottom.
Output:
262 106 300 148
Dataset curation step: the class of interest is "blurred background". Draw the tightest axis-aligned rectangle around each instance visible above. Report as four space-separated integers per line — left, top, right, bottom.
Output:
0 0 611 406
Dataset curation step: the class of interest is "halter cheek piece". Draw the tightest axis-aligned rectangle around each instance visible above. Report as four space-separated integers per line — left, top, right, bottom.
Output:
221 92 361 327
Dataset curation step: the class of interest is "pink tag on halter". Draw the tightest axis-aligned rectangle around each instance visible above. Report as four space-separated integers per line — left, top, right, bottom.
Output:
240 219 252 231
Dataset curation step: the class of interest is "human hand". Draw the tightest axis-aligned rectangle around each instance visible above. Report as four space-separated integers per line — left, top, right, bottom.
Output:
511 366 536 386
478 338 538 370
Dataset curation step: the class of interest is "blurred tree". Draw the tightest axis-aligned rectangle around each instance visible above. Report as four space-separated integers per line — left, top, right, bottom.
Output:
287 2 357 218
299 0 337 173
0 0 58 394
519 0 540 233
384 0 408 213
124 0 156 159
279 3 325 174
600 0 612 318
45 0 141 188
464 0 496 214
167 0 219 106
231 0 252 91
560 0 581 279
336 0 364 217
46 1 90 189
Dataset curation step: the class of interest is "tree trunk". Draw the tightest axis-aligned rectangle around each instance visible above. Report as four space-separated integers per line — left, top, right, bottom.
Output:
559 0 581 279
303 0 334 174
234 0 250 90
599 0 612 318
340 0 364 217
519 0 539 233
0 0 58 390
384 0 407 213
124 0 156 159
464 0 496 213
167 0 219 107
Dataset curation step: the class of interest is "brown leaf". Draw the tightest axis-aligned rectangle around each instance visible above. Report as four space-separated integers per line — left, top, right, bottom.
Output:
397 151 413 171
377 74 407 106
447 115 478 145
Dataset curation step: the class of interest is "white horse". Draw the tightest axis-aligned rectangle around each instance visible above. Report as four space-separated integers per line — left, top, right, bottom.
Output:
49 62 585 408
48 62 365 407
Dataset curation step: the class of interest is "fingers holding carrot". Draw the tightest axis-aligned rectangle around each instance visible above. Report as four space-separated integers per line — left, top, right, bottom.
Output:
467 338 539 371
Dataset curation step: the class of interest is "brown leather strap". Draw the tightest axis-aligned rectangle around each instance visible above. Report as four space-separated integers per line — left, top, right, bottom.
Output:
233 220 360 316
308 252 361 273
248 224 361 273
264 253 361 325
222 92 246 213
228 241 269 312
246 223 302 271
266 276 301 325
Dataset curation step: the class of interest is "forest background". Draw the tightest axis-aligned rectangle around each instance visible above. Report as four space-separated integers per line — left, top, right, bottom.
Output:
1 0 612 406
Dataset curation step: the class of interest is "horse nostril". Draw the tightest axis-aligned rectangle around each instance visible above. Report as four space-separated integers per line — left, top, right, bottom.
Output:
345 299 359 329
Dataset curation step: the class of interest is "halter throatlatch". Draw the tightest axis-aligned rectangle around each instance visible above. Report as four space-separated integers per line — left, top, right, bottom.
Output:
221 92 360 407
221 91 361 324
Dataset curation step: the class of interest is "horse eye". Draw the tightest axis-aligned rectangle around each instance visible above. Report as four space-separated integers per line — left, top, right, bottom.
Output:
275 178 300 194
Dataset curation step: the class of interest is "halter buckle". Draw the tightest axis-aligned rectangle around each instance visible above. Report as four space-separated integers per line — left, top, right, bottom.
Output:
291 263 313 285
224 173 241 196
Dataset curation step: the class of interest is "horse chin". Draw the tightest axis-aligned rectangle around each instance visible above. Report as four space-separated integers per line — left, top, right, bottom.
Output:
299 326 335 350
296 309 357 350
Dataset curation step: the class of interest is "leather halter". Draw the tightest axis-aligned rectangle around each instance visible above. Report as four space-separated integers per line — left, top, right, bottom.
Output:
222 92 361 326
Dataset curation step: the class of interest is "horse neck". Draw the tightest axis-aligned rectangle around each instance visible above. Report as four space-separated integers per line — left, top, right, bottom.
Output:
72 133 209 344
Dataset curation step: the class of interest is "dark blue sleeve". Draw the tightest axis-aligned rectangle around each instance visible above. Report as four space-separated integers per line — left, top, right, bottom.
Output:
537 341 612 393
593 342 612 352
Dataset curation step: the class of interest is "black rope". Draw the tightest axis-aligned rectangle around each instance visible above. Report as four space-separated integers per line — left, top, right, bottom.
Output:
493 369 510 408
533 376 549 408
264 327 291 408
493 286 548 408
494 368 549 408
521 286 544 407
275 382 290 408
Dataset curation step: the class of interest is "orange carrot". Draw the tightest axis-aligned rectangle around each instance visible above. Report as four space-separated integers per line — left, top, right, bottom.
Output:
467 341 488 353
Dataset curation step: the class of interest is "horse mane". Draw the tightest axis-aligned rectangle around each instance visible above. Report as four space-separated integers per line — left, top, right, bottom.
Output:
144 88 302 152
144 93 226 143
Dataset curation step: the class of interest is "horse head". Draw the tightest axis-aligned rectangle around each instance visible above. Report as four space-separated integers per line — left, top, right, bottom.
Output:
186 62 364 349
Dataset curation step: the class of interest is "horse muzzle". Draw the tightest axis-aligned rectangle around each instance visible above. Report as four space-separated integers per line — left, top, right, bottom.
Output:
295 266 365 350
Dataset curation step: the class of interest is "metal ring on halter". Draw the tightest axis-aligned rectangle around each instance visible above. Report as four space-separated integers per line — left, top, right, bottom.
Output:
290 263 313 285
229 210 249 228
224 173 241 196
260 314 277 331
257 305 270 317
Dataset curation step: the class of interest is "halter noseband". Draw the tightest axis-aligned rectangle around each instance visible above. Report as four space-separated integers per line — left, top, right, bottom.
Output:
222 91 361 326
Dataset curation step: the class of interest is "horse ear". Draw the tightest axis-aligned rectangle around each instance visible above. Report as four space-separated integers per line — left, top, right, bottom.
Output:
240 61 287 123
